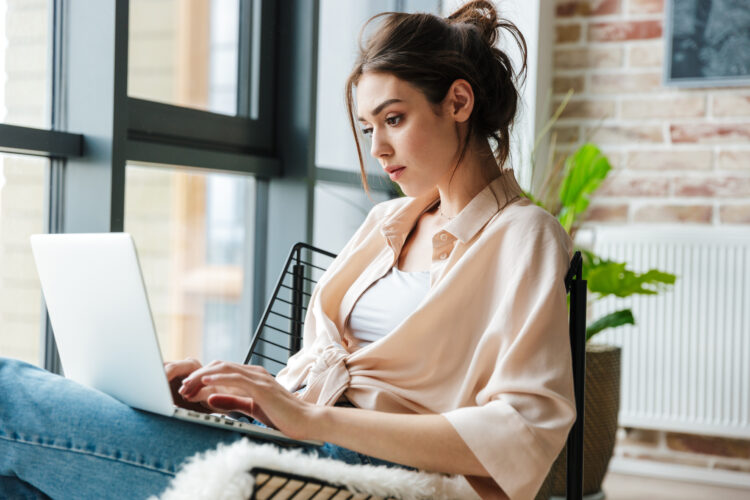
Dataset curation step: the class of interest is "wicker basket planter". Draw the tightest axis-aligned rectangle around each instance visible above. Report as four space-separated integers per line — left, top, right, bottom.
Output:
537 344 621 499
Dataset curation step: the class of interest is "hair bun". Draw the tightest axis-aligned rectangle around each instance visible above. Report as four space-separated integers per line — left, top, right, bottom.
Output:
447 0 500 46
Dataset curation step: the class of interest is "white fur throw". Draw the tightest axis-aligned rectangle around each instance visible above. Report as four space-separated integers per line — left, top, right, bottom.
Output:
156 438 480 500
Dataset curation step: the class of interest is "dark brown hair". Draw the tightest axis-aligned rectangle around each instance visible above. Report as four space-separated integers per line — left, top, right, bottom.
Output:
345 0 527 193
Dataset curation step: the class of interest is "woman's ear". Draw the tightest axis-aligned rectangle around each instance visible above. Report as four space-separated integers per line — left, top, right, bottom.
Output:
446 79 474 123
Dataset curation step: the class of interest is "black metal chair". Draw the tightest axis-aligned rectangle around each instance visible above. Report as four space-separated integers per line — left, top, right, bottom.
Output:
243 243 337 372
243 242 586 500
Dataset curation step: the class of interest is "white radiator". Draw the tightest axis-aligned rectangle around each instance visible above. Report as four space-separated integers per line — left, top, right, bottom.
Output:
590 227 750 439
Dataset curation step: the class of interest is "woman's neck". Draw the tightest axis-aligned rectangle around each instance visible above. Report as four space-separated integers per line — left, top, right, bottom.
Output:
434 139 501 219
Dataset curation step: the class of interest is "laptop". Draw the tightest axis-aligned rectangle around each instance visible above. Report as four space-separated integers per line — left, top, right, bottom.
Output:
30 232 321 447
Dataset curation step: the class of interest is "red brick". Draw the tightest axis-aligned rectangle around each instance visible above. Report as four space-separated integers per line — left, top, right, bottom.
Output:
624 452 711 468
627 0 664 14
556 23 581 43
712 94 750 117
598 176 670 196
619 428 660 447
552 125 580 144
673 180 714 197
584 203 628 222
671 124 750 144
713 460 750 473
589 20 662 42
720 204 750 223
557 99 616 119
666 432 750 459
718 150 750 170
628 42 664 68
589 72 661 94
588 125 664 144
674 177 750 197
633 204 712 223
628 150 712 171
621 96 706 119
554 47 623 69
556 0 620 17
553 75 585 95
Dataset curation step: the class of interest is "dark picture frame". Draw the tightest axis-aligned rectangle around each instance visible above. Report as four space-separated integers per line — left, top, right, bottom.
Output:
664 0 750 87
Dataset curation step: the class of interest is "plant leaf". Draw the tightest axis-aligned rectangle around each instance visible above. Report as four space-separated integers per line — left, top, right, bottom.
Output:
586 309 635 342
581 249 677 299
557 144 612 232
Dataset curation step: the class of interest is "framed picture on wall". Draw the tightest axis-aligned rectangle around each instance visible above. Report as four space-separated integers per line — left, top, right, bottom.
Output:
664 0 750 87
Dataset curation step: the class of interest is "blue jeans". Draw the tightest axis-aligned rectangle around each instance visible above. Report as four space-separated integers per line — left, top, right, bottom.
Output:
0 358 405 500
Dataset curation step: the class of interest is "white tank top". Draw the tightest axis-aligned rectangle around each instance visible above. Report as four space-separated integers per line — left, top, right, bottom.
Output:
347 266 431 347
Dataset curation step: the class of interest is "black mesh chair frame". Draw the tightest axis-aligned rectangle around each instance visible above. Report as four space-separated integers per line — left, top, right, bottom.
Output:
243 242 586 500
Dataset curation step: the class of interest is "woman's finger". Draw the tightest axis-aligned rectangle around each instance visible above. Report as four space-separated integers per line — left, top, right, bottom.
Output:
179 362 264 396
206 394 254 416
180 361 234 387
164 357 202 381
206 394 276 429
182 376 254 403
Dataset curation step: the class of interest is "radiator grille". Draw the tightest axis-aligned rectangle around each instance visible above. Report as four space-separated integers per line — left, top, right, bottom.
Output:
591 227 750 439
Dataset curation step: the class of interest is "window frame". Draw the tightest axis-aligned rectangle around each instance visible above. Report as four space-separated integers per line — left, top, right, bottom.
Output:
0 0 410 372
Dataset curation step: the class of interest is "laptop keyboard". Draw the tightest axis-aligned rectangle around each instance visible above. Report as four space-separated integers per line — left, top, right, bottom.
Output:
175 407 244 427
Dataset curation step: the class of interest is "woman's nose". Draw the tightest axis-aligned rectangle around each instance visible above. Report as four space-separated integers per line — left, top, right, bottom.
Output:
370 130 391 159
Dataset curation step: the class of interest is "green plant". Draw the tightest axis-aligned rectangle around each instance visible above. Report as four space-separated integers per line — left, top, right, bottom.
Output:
528 126 676 342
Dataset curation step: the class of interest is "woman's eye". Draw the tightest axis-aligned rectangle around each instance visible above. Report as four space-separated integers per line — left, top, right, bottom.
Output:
360 127 373 136
385 115 402 126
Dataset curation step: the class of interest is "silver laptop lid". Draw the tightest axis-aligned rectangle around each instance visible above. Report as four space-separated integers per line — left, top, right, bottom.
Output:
30 233 174 416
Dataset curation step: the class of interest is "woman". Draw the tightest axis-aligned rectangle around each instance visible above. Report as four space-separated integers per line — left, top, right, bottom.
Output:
0 2 575 499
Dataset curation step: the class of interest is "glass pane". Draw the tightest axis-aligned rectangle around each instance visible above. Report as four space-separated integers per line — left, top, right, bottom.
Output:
315 0 441 173
315 0 390 173
128 0 239 115
124 163 255 364
313 181 390 253
0 0 50 128
0 153 48 365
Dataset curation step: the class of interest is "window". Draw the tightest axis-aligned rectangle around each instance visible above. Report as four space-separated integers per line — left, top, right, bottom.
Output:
0 153 48 365
124 164 255 363
0 0 50 128
128 0 239 116
0 0 420 372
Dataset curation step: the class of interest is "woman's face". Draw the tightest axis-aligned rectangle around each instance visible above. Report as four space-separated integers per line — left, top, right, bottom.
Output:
356 72 460 197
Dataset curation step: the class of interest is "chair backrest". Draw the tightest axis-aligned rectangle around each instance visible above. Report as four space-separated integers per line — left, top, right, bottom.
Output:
564 251 586 500
243 243 336 374
245 243 586 500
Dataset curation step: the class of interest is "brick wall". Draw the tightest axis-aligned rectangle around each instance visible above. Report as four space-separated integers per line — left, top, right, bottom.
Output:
551 0 750 481
552 0 750 227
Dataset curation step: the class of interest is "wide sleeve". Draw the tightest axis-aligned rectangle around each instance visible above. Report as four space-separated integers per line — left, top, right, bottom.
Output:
442 210 576 500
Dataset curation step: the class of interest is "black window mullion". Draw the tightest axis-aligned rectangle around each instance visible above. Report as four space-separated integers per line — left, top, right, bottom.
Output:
127 98 273 155
0 123 83 158
125 139 280 176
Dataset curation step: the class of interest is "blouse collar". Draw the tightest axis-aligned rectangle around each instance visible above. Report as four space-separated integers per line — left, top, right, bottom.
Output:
380 169 524 251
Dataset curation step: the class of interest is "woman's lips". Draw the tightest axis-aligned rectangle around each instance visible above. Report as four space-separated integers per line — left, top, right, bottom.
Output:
387 167 406 181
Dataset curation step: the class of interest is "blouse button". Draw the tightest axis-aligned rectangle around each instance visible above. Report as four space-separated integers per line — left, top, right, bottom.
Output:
439 253 448 260
439 233 448 241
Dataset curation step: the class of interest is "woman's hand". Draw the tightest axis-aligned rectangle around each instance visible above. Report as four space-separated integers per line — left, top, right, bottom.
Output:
164 358 211 413
178 361 315 441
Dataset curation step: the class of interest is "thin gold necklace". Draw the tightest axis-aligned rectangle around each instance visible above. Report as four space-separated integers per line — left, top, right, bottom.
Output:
438 202 456 220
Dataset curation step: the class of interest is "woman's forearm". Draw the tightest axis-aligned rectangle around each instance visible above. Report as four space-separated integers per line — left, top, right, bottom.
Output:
305 405 489 477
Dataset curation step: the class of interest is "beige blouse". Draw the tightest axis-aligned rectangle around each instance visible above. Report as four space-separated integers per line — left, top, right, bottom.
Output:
276 170 576 500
